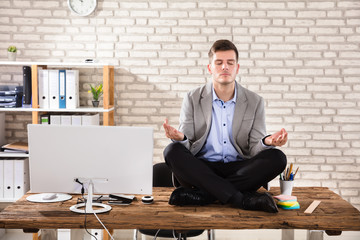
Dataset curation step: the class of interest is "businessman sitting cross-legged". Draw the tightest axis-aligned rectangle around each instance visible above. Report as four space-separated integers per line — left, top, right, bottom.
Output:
163 39 288 213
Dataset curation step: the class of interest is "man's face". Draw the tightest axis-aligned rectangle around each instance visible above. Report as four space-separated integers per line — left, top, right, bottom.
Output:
208 50 239 86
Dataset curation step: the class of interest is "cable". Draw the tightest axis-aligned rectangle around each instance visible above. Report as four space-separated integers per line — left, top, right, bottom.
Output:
75 178 85 196
84 201 98 240
93 212 115 240
153 229 161 240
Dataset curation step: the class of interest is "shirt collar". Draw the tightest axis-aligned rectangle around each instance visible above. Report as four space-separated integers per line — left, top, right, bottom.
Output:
212 85 237 103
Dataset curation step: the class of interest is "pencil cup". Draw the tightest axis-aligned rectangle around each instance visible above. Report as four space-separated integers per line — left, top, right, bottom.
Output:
279 179 294 196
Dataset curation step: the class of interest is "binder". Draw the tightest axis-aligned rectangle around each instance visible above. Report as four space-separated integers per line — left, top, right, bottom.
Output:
71 114 82 126
40 114 50 124
59 70 66 109
0 113 5 147
82 113 100 125
66 70 79 109
0 160 3 198
14 159 28 199
61 115 72 125
4 160 14 199
50 114 61 125
49 70 59 109
38 69 50 109
22 66 32 106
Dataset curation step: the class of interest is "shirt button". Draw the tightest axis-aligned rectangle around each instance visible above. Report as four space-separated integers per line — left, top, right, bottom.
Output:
223 106 226 109
224 141 226 144
223 123 226 126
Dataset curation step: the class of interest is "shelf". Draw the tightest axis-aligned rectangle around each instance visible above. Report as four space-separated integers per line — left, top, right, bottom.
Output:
0 61 111 67
0 198 18 203
0 152 29 158
0 106 114 113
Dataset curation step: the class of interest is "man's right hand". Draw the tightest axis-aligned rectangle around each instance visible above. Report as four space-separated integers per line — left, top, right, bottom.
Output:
163 118 185 141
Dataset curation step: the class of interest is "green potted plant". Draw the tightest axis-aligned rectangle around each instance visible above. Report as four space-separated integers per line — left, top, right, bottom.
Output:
7 45 17 61
88 83 103 107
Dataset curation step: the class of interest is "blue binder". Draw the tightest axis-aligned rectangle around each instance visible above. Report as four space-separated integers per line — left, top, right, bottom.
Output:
59 70 66 109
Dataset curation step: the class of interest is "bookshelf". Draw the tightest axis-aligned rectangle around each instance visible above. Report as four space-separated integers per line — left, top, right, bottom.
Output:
0 61 115 125
0 61 115 203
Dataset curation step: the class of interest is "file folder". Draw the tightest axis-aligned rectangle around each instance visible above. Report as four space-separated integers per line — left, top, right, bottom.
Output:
66 70 79 109
50 115 61 125
61 115 72 126
40 114 50 125
82 113 100 126
14 159 29 199
49 70 59 109
38 69 50 109
22 66 32 106
0 160 3 198
0 113 5 147
4 160 14 199
71 114 82 126
59 70 66 109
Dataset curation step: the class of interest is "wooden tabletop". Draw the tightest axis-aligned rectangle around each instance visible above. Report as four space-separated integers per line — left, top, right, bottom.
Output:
0 187 359 232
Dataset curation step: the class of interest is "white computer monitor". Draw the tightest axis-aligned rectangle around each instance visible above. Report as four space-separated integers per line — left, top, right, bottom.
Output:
27 124 153 213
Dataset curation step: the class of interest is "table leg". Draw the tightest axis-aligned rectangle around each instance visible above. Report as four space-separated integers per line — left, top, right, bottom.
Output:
281 229 294 240
103 229 114 240
307 230 324 240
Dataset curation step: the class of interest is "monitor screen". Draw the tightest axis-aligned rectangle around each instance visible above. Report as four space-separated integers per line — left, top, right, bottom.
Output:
27 124 153 196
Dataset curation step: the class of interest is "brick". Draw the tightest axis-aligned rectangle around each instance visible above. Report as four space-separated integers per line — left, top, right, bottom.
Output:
286 19 315 26
298 11 326 18
24 9 52 17
242 18 271 26
316 19 345 26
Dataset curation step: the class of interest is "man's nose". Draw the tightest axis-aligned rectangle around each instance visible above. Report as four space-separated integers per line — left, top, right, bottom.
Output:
222 63 229 70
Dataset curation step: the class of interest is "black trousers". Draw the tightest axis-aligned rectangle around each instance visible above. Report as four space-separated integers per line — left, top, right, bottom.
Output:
164 142 287 203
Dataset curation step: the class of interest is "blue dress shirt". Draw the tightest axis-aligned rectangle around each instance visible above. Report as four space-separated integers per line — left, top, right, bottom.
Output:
196 87 242 163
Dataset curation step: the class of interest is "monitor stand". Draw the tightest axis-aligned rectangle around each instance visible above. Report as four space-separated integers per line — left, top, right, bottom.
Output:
70 180 111 214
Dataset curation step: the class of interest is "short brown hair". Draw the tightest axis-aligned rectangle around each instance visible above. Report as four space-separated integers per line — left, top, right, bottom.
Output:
208 39 239 63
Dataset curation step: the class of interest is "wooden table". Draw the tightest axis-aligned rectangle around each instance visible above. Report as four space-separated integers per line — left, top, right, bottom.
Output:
0 187 359 240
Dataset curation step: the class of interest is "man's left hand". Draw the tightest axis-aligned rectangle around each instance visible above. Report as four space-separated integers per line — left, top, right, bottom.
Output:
264 128 288 147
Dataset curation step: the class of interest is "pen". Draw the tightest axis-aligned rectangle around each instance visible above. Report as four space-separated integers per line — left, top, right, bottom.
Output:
289 173 294 181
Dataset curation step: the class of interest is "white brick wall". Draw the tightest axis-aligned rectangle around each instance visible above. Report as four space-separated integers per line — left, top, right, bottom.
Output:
0 0 360 210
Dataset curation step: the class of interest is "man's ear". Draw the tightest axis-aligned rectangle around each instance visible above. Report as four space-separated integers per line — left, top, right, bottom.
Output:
207 64 212 74
236 63 240 74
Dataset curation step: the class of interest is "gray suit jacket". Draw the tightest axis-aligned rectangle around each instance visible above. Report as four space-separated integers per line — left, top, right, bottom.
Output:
179 81 271 159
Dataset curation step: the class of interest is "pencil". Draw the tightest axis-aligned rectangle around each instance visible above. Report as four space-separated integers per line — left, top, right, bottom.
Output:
293 167 299 179
287 163 293 180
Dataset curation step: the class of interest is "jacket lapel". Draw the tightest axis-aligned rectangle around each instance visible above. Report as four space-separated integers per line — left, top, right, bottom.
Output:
232 82 248 139
200 83 213 130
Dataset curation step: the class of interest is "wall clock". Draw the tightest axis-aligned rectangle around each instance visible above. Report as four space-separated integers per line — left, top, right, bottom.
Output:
68 0 97 16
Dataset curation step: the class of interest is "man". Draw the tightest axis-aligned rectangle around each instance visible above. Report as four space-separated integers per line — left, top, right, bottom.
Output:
163 40 288 213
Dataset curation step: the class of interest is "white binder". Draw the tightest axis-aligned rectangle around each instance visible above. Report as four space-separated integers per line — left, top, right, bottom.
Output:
50 115 61 125
0 160 4 198
49 70 59 109
65 70 79 109
4 160 14 199
61 115 72 126
71 115 82 126
14 159 29 199
82 113 100 126
38 69 49 109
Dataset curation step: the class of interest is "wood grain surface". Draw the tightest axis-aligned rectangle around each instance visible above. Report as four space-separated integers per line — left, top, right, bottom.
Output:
0 187 359 232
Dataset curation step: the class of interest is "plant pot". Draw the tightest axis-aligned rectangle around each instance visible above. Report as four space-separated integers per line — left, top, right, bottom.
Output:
7 52 16 61
92 100 99 107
